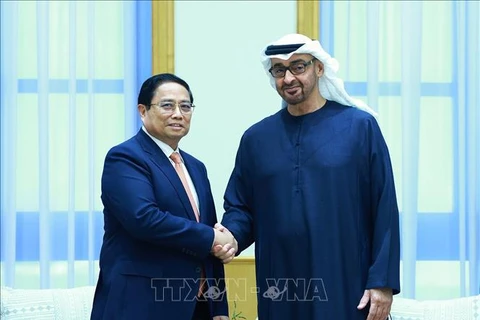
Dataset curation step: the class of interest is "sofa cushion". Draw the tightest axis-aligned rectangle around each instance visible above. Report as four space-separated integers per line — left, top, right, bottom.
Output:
391 296 425 320
391 295 480 320
422 294 480 320
0 286 95 320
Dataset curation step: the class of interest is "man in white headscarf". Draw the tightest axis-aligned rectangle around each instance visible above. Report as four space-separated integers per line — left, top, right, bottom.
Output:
215 33 400 320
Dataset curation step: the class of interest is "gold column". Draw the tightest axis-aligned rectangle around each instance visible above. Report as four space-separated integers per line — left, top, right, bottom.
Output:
152 0 175 74
297 0 319 40
224 257 257 320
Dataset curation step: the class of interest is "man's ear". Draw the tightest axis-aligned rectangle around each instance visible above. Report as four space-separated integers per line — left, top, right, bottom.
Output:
137 104 146 119
317 61 324 77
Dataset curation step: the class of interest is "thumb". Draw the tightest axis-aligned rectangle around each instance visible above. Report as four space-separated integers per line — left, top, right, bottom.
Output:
357 289 370 309
212 244 223 253
214 223 226 231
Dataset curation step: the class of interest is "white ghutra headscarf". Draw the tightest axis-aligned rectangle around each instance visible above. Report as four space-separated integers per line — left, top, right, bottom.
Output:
261 33 376 116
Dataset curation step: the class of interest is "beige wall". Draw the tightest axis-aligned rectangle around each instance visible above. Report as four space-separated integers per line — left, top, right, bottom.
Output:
175 1 297 256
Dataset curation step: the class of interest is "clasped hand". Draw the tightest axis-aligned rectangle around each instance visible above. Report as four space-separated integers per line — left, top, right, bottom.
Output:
211 223 237 264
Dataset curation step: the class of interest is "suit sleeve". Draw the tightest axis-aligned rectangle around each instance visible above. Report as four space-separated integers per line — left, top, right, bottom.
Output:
200 164 229 316
364 117 401 294
209 258 228 317
101 146 214 259
221 134 255 254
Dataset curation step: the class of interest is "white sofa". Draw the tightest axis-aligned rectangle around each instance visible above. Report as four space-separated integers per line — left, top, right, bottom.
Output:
1 286 479 319
390 294 479 320
1 286 95 320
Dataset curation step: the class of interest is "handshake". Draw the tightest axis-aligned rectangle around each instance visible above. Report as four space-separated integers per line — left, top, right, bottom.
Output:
211 223 238 264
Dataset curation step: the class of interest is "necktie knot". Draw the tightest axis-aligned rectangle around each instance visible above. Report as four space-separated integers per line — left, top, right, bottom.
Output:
170 152 182 164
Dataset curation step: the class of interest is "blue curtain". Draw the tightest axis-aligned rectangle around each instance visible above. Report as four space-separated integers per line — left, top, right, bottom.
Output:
320 0 479 299
0 0 152 289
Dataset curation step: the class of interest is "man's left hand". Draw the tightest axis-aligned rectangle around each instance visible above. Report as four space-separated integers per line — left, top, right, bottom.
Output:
357 288 392 320
213 316 229 320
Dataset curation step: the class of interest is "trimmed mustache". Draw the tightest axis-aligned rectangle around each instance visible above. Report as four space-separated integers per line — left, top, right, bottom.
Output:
282 82 301 90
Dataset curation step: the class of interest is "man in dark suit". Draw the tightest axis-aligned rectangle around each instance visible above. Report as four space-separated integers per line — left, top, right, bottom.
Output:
91 73 232 320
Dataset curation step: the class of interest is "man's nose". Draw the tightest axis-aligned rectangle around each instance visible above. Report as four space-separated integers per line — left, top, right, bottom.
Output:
171 106 183 118
283 69 295 83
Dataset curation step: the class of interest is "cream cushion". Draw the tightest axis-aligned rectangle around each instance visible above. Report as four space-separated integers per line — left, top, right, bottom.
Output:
391 295 480 320
0 286 95 320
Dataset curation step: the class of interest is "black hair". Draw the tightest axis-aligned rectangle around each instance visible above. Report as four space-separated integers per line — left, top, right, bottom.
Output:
137 73 194 109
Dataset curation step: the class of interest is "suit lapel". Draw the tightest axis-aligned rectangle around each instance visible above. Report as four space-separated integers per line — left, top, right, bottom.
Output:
136 130 198 222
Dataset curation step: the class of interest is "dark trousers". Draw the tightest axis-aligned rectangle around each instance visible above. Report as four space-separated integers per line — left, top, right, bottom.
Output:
191 300 210 320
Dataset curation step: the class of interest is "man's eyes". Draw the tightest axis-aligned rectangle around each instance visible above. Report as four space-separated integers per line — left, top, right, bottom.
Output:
291 63 305 71
161 102 174 108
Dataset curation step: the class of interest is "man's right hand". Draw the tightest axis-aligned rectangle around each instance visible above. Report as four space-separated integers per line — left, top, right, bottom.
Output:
211 223 238 264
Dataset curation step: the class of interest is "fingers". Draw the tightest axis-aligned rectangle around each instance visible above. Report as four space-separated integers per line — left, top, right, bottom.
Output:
365 288 393 320
221 246 236 264
213 243 232 258
212 244 223 253
213 228 234 246
367 305 389 320
366 302 377 320
214 223 226 232
211 226 238 263
357 289 370 310
212 243 236 263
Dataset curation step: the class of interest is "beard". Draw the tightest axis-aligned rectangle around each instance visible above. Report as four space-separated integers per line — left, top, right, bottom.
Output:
277 75 318 106
278 83 305 105
282 94 304 105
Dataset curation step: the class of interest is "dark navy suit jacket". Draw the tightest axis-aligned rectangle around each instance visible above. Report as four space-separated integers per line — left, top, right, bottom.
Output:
91 129 228 319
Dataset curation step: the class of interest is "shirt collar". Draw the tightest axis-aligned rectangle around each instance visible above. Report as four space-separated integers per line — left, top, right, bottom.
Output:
141 126 182 162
